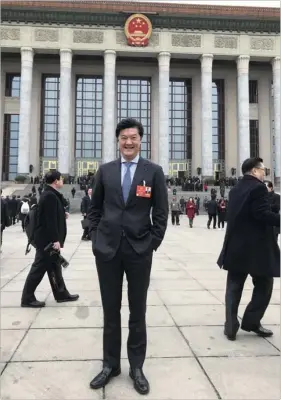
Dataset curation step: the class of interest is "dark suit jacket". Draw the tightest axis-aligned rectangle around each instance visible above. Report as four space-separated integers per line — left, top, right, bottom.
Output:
88 157 169 261
34 185 67 250
217 175 280 277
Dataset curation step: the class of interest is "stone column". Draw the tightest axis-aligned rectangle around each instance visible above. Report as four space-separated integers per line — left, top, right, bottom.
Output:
0 68 5 179
158 52 170 176
258 75 271 175
272 57 280 182
237 55 250 173
102 50 116 163
201 54 213 178
18 47 33 175
151 73 159 163
58 49 72 175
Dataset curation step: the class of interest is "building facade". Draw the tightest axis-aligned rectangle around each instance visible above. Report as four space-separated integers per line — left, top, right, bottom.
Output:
0 1 280 181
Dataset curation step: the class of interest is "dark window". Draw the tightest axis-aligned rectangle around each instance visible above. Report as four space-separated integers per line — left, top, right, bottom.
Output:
5 74 21 97
250 120 259 158
2 114 20 180
75 77 103 159
249 80 258 103
212 80 225 161
169 79 192 160
117 78 151 159
40 76 60 158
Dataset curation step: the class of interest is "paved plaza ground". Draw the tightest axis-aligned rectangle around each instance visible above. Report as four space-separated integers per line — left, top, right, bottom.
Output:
0 214 280 400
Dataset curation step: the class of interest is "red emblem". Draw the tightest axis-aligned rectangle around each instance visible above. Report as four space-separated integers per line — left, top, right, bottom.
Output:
124 14 152 47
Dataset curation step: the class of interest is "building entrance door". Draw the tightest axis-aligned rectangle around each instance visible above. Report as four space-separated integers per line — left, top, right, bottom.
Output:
41 160 58 175
76 161 99 177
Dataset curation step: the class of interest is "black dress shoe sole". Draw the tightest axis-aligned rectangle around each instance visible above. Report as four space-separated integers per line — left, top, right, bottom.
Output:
129 371 150 395
241 327 273 337
90 368 121 390
56 297 79 303
224 331 236 341
21 303 45 308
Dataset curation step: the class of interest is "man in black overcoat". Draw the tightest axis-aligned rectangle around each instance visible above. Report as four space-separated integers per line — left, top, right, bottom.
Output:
217 157 280 341
88 118 168 395
265 180 280 242
21 170 79 307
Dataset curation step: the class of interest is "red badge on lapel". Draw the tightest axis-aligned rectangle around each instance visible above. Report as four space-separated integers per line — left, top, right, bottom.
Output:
136 184 152 198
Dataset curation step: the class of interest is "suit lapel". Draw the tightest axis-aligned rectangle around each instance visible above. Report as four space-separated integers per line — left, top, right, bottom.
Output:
112 158 125 207
126 157 146 206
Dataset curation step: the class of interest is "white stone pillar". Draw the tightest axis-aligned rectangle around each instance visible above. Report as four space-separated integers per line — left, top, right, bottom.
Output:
58 49 72 175
272 57 280 180
18 47 33 175
158 52 170 176
102 50 116 163
201 54 213 178
237 55 250 172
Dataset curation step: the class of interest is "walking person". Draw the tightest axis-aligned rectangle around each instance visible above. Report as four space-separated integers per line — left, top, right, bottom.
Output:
217 157 280 341
81 188 92 240
207 195 218 229
88 118 168 395
265 181 280 242
1 195 10 252
186 197 196 228
218 198 227 229
21 170 79 308
170 196 181 226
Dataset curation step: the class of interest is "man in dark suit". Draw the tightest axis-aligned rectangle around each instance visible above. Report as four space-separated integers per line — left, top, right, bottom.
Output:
88 118 168 395
21 170 79 308
265 181 280 242
218 157 280 341
81 188 92 240
1 194 10 252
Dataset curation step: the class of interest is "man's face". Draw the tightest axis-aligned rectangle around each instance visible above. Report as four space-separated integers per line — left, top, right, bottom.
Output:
118 127 141 160
252 163 266 182
88 188 92 197
55 176 64 189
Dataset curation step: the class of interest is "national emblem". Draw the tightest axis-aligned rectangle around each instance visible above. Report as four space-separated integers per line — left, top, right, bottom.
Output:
124 14 152 47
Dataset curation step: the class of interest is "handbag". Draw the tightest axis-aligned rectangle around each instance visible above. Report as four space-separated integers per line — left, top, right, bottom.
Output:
81 218 90 229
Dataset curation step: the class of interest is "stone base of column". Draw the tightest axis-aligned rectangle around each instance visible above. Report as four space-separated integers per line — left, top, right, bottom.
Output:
274 177 280 186
62 173 70 184
202 175 213 183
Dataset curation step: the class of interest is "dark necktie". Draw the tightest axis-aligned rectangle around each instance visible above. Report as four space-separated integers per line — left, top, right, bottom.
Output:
122 162 133 203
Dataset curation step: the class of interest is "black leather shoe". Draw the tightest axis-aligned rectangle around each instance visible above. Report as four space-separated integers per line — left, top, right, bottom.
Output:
129 368 150 395
21 300 45 308
90 366 121 389
56 294 79 303
224 327 236 341
242 325 273 337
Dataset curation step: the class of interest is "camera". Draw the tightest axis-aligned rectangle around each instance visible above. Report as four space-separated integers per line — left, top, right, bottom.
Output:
44 243 69 268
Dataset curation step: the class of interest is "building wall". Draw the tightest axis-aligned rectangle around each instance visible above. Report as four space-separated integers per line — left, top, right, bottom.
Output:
0 23 278 179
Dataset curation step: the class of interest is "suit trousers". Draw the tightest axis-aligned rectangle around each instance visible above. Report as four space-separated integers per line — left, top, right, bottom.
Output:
207 214 217 228
21 249 69 303
225 271 273 335
95 236 153 370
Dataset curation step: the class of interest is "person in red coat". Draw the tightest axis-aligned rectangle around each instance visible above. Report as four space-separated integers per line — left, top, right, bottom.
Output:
186 197 196 228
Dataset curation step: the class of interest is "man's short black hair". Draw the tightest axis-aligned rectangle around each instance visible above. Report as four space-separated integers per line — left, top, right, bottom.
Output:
266 181 274 189
45 170 62 184
115 118 144 139
241 157 263 175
